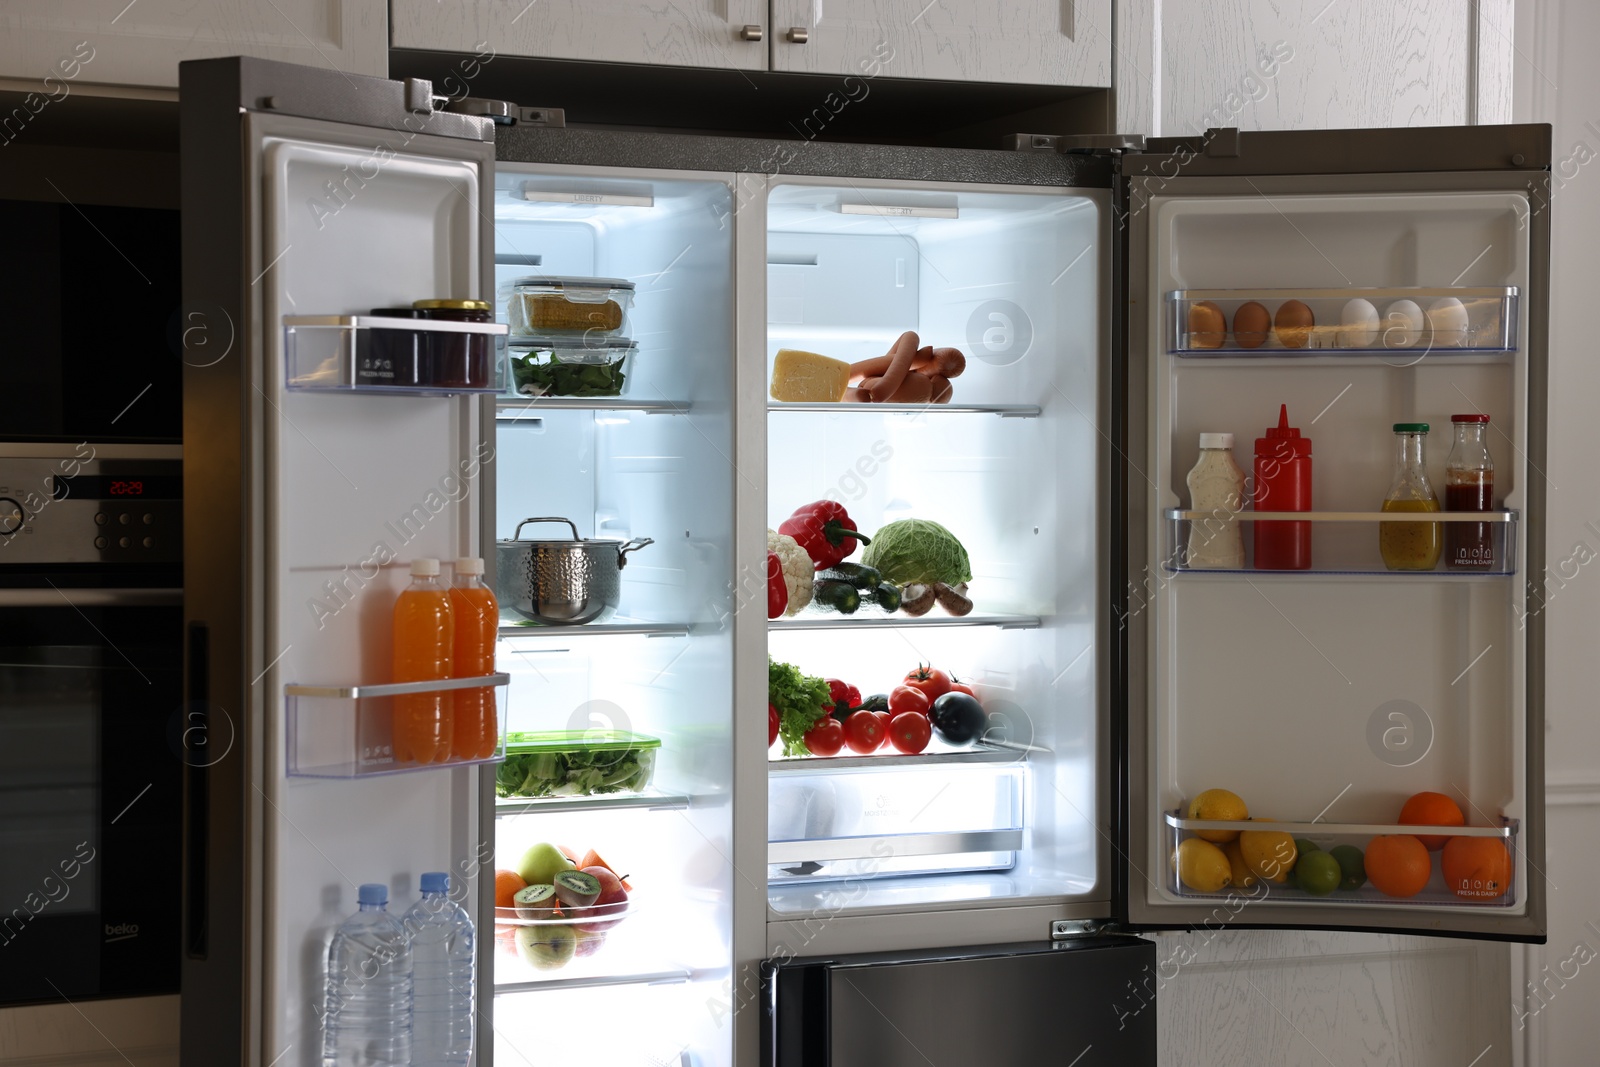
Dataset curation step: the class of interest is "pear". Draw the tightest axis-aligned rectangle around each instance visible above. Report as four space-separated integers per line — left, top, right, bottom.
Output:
516 842 575 887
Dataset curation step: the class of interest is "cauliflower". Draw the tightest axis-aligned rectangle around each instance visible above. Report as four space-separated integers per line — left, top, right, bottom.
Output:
767 529 814 616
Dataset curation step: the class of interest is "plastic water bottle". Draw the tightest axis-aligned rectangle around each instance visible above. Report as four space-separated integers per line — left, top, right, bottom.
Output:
322 884 413 1067
404 872 475 1067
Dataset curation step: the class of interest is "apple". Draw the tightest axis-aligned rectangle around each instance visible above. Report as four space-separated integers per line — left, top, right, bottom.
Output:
574 866 628 933
516 842 575 887
494 924 520 960
572 926 607 958
514 924 576 971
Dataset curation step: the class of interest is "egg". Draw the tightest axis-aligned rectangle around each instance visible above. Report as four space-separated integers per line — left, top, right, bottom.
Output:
1382 299 1424 348
1426 297 1470 347
1273 300 1315 349
1233 301 1271 349
1188 301 1227 349
1337 298 1380 348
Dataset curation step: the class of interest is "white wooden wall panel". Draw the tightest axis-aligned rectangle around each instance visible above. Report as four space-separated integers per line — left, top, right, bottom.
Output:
390 0 768 71
768 0 1112 86
0 996 178 1067
0 0 385 91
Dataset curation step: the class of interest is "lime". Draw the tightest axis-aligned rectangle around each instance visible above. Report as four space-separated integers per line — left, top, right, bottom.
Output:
1330 844 1367 890
1294 838 1321 859
1295 850 1342 896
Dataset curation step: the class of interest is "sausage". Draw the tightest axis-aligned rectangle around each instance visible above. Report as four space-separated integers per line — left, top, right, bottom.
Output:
926 374 954 403
882 371 934 404
912 347 966 378
868 331 919 402
848 354 893 385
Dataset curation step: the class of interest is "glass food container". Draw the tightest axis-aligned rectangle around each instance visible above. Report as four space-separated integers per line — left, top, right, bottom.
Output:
414 298 494 389
505 277 635 340
494 730 660 798
508 339 637 398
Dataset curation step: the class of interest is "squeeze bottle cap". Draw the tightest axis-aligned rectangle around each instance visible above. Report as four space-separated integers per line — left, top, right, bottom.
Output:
420 872 449 893
358 883 388 906
410 558 440 577
1198 433 1234 449
1255 404 1311 456
454 557 485 575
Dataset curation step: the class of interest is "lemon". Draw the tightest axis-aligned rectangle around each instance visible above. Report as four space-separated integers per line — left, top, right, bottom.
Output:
1223 839 1257 889
1239 824 1297 884
1175 838 1232 893
1188 788 1250 843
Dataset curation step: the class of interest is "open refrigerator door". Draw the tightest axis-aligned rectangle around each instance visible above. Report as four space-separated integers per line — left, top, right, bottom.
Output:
1122 126 1550 940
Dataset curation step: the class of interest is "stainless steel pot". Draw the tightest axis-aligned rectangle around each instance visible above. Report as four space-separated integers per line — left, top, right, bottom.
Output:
495 517 653 625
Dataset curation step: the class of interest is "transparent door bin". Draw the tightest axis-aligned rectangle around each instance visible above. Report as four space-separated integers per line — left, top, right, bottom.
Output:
283 315 508 394
1168 288 1517 357
1164 508 1519 576
767 752 1025 883
1164 811 1518 908
285 673 508 778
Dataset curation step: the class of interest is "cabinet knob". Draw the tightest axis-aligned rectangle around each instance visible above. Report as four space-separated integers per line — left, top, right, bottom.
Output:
739 24 763 41
785 27 809 43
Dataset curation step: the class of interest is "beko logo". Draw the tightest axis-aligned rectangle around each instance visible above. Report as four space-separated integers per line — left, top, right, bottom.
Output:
104 924 139 942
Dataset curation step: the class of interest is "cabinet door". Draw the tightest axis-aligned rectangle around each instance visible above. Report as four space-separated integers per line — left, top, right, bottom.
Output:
391 0 768 71
0 0 385 90
768 0 1110 86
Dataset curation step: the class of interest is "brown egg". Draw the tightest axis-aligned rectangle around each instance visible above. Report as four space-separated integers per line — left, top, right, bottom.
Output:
1274 299 1315 349
1233 301 1271 349
1188 301 1227 349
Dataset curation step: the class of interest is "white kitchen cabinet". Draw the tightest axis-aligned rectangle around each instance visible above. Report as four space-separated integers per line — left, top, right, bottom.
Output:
0 0 385 92
390 0 769 71
768 0 1110 85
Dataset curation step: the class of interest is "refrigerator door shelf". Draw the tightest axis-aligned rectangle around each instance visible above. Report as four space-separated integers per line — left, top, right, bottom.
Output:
1164 810 1520 909
283 315 508 394
1168 287 1518 356
284 673 508 777
1165 509 1519 576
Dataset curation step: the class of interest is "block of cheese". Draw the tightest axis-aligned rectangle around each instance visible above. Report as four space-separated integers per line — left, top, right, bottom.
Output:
770 348 851 403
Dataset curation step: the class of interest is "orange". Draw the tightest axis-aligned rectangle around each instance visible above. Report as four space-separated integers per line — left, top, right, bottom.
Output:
1397 791 1465 851
494 869 527 910
1365 834 1432 898
558 845 579 864
1441 837 1512 900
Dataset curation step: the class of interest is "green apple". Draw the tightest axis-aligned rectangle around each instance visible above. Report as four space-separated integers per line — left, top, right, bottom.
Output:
515 924 576 971
516 842 575 887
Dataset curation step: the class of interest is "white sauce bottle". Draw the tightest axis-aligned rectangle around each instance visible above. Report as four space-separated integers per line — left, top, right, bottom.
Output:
1185 432 1247 569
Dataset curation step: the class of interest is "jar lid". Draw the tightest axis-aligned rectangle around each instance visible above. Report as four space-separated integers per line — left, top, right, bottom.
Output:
512 276 635 291
413 299 491 310
1393 422 1430 433
1451 413 1491 423
1198 432 1234 449
370 307 426 318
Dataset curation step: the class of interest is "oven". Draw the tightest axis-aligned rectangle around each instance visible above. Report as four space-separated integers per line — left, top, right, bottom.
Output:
0 444 183 1004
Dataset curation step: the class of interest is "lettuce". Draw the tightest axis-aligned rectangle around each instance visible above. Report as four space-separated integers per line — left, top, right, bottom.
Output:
495 745 656 798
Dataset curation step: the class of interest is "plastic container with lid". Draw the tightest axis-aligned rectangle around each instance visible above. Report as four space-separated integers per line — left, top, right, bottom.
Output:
507 338 637 398
495 730 660 798
505 277 635 339
414 299 494 390
1252 404 1313 569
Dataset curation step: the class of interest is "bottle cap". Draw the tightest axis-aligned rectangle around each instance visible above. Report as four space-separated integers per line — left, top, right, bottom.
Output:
1199 433 1234 449
455 557 484 575
410 558 440 577
420 872 449 894
1451 413 1491 423
358 883 388 906
1393 422 1430 434
1255 404 1311 456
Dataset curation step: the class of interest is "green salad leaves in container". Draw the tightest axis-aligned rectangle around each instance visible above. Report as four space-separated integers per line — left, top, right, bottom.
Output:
495 730 660 798
509 338 636 398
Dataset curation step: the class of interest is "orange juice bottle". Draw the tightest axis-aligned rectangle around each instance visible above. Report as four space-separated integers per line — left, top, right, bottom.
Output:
449 557 500 761
392 558 454 763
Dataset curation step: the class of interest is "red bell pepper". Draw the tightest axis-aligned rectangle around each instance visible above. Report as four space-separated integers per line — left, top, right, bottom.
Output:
766 550 788 618
778 501 871 571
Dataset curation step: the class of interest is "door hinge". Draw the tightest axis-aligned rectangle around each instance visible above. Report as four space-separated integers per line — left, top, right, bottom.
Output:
1050 919 1109 940
443 97 567 128
1002 133 1147 154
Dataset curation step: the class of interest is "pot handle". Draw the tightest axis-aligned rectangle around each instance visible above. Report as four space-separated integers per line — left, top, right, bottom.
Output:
616 537 654 569
512 517 583 542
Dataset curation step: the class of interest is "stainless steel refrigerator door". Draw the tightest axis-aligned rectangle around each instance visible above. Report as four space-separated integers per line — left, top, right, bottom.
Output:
1121 124 1550 940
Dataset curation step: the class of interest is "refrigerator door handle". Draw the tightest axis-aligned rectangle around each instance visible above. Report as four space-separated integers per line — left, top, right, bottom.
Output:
183 621 210 959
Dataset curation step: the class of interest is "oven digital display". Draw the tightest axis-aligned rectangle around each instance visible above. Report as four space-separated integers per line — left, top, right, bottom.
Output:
52 475 181 500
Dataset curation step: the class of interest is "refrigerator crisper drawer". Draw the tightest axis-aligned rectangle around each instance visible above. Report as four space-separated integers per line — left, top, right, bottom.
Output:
767 748 1024 882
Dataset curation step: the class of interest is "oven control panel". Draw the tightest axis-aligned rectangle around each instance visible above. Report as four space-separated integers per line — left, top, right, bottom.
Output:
0 450 182 565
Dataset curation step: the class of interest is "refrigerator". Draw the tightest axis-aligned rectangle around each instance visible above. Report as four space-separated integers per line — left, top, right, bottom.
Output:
176 57 1548 1067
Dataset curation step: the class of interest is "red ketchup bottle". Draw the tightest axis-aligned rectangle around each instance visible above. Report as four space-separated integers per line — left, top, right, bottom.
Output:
1253 404 1313 569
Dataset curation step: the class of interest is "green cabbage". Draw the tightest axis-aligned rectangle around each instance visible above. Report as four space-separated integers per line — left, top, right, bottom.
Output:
860 519 972 586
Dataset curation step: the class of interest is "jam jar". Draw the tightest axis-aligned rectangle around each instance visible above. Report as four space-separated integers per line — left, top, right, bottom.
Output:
413 298 493 389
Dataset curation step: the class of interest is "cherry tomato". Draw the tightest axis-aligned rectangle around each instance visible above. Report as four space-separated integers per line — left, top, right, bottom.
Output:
949 682 975 698
903 665 952 701
803 716 845 757
888 710 932 754
888 685 930 716
841 711 885 754
870 711 893 750
768 703 780 748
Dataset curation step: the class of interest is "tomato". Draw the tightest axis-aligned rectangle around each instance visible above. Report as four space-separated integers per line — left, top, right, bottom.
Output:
888 685 930 716
802 716 844 757
871 711 893 750
841 711 885 754
903 665 952 701
887 711 932 754
949 681 975 698
768 703 780 748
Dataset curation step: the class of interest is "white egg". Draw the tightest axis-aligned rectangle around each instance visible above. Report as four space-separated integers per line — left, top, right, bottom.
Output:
1337 298 1380 348
1382 299 1425 348
1426 296 1470 347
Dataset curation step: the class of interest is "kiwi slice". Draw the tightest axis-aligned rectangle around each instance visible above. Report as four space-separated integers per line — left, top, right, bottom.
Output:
512 883 557 920
553 869 601 909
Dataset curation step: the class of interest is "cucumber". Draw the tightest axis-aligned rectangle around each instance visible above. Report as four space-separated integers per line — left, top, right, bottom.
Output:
872 584 902 612
817 562 883 590
812 580 861 614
